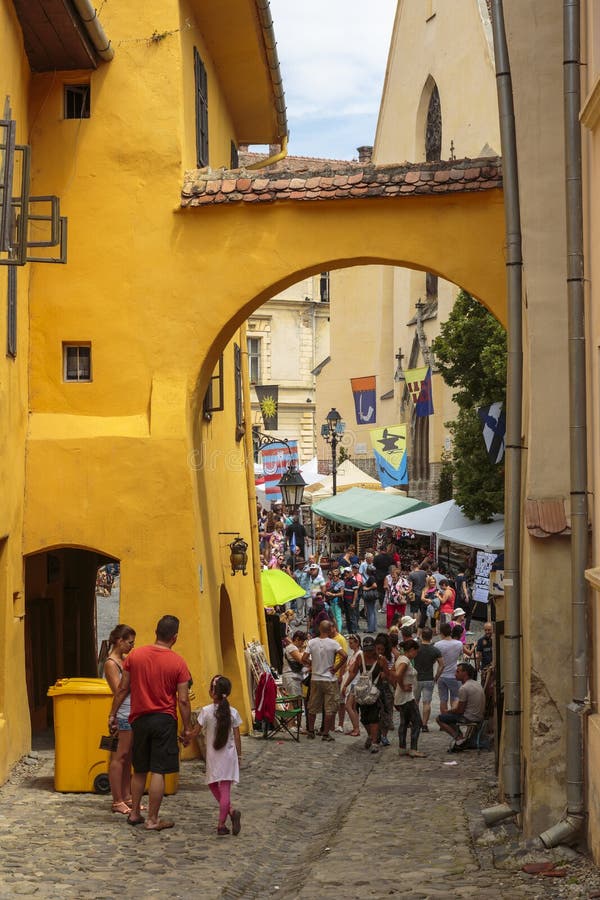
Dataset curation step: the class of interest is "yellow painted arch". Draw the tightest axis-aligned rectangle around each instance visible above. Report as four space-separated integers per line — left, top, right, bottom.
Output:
177 188 507 407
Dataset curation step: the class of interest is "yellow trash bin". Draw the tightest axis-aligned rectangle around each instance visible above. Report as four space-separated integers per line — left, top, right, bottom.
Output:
47 677 180 795
47 677 113 793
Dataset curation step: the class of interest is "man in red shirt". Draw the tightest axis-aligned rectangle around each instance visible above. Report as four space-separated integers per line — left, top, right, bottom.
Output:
108 615 193 830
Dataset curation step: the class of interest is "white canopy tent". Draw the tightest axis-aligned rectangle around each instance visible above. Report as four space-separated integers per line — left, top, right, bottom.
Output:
382 499 473 534
437 518 504 553
305 458 380 501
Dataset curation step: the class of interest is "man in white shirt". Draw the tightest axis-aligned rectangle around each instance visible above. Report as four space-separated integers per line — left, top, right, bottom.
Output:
302 620 347 742
436 662 485 742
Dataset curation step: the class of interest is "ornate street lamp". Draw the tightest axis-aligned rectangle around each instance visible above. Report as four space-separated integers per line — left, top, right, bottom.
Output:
252 429 307 509
321 407 345 495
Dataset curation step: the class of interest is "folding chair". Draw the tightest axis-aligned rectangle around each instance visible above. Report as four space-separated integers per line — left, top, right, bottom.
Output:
264 694 303 742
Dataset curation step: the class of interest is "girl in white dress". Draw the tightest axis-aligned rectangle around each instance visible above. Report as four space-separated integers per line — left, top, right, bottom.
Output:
197 675 242 836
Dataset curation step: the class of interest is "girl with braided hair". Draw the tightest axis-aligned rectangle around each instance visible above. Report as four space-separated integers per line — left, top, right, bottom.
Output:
197 675 242 835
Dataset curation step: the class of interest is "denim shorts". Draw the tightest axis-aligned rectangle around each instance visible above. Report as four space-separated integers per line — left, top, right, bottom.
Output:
414 680 434 704
437 676 460 706
117 715 132 732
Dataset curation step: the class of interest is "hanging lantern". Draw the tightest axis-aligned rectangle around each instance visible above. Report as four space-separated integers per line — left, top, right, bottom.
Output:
229 537 248 576
277 462 307 509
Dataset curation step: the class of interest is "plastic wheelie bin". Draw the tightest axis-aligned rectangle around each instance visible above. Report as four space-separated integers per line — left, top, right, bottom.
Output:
48 677 179 794
47 677 114 793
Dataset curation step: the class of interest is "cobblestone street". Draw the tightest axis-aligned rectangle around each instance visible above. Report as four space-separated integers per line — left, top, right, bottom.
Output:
1 719 599 899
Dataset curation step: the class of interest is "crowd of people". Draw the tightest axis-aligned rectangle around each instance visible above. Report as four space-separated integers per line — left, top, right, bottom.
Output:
261 516 495 757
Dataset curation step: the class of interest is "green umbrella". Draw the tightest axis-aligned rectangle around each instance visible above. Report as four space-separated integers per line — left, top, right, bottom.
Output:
260 569 305 607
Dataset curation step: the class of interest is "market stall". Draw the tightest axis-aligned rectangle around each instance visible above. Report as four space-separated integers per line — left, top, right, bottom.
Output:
312 487 428 565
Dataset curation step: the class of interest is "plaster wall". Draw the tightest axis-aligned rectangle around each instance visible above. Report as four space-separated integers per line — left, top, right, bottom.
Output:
503 0 572 834
0 0 32 781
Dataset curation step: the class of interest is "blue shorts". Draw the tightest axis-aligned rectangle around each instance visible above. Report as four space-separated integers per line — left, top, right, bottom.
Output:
117 715 132 732
414 680 434 704
437 676 460 706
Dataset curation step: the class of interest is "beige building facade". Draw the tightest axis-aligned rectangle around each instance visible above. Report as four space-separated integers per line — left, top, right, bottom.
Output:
247 274 330 462
316 0 500 499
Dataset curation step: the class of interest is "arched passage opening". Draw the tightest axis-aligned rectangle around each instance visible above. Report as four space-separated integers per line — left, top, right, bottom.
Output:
218 585 245 721
24 546 119 733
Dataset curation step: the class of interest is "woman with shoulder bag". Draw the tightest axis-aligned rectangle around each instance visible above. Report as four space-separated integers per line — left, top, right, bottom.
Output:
345 635 389 753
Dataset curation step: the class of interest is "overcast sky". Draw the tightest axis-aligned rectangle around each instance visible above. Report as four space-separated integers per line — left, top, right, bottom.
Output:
267 1 397 161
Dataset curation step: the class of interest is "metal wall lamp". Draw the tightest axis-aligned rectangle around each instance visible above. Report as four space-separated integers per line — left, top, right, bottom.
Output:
219 533 249 576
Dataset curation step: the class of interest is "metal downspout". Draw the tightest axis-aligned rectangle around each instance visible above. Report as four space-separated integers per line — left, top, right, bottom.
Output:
540 0 588 849
71 0 114 62
482 0 524 827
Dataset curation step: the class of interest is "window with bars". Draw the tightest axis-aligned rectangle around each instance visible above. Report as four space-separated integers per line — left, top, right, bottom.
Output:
64 84 90 119
247 336 261 384
63 344 91 382
194 48 209 168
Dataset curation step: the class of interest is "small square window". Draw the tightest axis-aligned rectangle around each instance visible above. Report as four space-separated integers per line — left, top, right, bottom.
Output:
64 84 90 120
63 344 91 382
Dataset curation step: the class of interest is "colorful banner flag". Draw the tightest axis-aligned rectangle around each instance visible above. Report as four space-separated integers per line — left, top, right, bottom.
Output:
260 440 299 502
351 375 376 425
254 385 279 430
404 366 434 417
369 425 408 487
478 402 505 464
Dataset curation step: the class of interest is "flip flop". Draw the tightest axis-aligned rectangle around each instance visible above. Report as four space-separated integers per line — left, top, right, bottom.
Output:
144 819 174 831
349 731 361 737
127 816 145 826
112 801 131 815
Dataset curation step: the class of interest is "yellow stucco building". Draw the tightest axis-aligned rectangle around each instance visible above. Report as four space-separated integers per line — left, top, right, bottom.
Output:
0 0 289 777
0 0 507 796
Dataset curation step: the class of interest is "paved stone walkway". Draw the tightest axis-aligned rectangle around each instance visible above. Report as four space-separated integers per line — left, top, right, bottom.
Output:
0 719 598 899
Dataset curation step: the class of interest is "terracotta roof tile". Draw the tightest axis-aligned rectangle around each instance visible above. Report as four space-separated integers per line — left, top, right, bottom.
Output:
181 157 503 209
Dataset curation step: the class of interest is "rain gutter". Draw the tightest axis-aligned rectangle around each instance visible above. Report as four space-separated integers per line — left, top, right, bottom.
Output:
248 0 289 169
481 0 524 828
72 0 114 62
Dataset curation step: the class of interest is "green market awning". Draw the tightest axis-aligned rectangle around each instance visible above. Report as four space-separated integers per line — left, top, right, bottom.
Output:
312 487 428 530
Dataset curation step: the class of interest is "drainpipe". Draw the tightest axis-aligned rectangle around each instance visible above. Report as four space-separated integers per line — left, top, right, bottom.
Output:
72 0 114 62
540 0 588 849
246 134 289 170
481 0 524 827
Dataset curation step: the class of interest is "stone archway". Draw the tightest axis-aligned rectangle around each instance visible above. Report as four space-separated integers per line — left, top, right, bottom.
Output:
24 546 119 732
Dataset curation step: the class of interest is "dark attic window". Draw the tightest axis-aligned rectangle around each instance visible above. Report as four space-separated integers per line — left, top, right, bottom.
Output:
64 84 90 120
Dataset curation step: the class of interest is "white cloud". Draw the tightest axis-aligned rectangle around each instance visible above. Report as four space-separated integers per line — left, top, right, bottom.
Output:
269 0 397 159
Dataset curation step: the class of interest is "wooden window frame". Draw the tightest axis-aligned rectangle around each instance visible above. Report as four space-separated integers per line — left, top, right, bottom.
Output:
194 48 209 167
63 343 92 382
247 336 261 384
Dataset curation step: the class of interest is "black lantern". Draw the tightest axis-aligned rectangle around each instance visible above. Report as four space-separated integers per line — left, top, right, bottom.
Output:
278 462 307 509
229 537 248 576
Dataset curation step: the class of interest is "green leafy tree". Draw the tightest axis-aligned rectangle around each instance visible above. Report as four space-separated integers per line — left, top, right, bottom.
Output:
431 290 506 521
